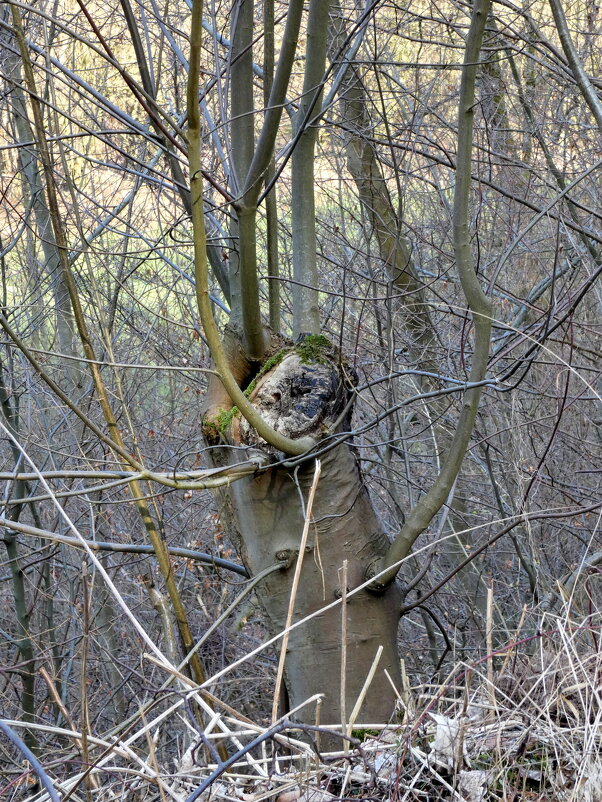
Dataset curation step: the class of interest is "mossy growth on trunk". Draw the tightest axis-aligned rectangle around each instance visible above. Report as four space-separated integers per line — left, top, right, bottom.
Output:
202 333 344 447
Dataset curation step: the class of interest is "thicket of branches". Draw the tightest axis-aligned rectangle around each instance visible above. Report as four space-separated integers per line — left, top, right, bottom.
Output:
0 0 600 797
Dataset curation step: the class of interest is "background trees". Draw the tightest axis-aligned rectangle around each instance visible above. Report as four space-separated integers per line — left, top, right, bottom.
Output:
0 0 600 792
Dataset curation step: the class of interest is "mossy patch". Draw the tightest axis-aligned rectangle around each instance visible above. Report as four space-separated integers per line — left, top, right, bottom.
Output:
238 348 287 402
351 728 380 741
202 419 220 440
257 347 287 376
294 334 331 364
210 338 332 437
215 406 239 434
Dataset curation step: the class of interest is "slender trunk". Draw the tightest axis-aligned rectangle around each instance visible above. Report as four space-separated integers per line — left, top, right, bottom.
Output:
9 5 220 729
2 18 76 368
328 3 434 355
94 558 128 725
370 0 493 589
263 0 280 333
328 4 492 630
230 0 262 351
0 368 37 751
291 0 332 338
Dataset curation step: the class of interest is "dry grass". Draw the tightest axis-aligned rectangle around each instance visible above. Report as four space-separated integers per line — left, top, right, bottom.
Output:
5 605 601 802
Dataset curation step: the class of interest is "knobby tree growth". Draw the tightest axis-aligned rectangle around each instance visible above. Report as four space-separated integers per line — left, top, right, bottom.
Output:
0 0 600 762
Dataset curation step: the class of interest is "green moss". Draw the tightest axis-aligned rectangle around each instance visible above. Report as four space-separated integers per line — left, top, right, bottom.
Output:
210 351 288 437
294 334 331 364
351 728 380 741
211 339 331 436
243 380 257 398
241 348 287 399
202 419 220 440
215 406 239 433
257 348 287 377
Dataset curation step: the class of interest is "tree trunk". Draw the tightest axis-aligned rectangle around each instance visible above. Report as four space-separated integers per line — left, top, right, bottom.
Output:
204 342 402 732
3 18 76 365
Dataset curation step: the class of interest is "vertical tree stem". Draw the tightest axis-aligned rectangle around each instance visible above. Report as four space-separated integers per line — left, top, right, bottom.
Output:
0 369 37 752
80 562 94 802
187 0 315 454
263 0 280 333
291 0 332 338
548 0 602 131
373 0 493 588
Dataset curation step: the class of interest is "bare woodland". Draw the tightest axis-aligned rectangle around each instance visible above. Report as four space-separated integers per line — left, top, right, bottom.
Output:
0 0 601 798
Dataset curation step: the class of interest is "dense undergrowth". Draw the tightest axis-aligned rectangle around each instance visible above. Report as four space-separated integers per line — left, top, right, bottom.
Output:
3 604 601 802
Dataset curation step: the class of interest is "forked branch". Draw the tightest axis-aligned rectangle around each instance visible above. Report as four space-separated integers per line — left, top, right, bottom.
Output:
187 0 315 455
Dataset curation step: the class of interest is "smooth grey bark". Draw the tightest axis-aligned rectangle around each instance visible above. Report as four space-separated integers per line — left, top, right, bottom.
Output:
228 0 255 334
291 0 332 338
263 0 280 333
372 0 493 588
328 3 434 356
0 363 37 751
227 0 305 355
119 0 230 301
328 5 493 630
198 0 487 726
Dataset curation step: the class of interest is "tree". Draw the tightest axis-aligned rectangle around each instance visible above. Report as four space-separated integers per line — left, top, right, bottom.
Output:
1 0 601 762
192 0 493 729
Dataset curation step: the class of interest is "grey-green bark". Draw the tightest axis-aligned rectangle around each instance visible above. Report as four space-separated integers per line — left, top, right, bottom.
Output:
328 3 434 355
327 5 492 623
371 0 493 589
2 17 76 365
548 0 602 131
291 0 332 338
195 0 494 724
228 0 306 355
189 4 318 454
0 364 37 751
228 0 256 338
263 0 280 333
207 350 402 731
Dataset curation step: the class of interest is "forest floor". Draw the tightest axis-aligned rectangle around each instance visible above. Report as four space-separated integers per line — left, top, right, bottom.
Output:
11 611 601 802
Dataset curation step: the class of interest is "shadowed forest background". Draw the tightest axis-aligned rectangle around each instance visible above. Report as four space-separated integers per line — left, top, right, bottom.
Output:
0 0 601 797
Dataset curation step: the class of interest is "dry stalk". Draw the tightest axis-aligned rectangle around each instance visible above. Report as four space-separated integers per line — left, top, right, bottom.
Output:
271 460 322 723
340 558 348 749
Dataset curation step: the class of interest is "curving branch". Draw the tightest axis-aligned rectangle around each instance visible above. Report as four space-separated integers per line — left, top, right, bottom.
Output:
187 0 316 455
0 720 60 802
370 0 493 589
0 518 248 577
548 0 602 131
291 0 332 338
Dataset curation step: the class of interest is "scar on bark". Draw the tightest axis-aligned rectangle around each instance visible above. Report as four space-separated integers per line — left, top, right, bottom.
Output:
202 330 356 451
